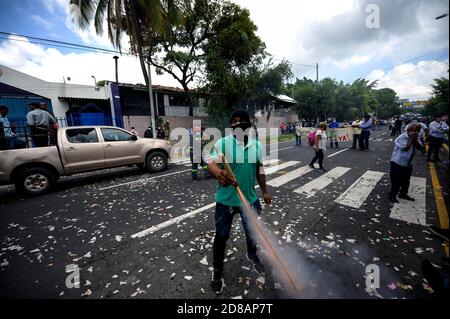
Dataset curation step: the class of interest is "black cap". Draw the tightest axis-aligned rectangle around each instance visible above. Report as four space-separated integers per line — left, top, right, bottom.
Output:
230 109 250 125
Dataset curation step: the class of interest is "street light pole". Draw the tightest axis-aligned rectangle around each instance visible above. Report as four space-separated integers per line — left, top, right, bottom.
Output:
113 56 119 84
147 59 156 138
316 63 319 82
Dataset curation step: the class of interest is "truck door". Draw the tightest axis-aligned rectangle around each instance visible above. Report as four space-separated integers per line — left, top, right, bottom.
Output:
62 127 105 173
100 127 142 167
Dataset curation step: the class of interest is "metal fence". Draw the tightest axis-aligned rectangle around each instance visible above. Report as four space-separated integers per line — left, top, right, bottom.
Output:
0 116 125 150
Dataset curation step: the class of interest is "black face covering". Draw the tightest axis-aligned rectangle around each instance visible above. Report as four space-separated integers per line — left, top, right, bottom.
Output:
231 122 252 131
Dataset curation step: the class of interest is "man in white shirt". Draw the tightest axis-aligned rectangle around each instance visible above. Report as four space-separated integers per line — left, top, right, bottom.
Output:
309 122 327 171
26 102 55 147
389 124 423 203
427 114 449 163
351 117 362 150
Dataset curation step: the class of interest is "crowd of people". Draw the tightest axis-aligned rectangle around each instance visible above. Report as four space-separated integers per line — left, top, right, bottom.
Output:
0 102 57 150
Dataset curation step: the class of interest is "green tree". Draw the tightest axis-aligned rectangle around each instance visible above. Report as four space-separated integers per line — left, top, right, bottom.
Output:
69 0 175 86
372 88 400 119
422 73 449 118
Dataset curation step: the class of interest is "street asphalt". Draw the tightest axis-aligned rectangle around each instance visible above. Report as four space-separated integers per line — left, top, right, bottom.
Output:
0 128 448 299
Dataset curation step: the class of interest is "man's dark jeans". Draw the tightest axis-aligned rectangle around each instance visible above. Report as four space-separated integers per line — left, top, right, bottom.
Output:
213 200 262 273
352 134 360 149
361 130 370 150
427 135 444 161
389 161 413 198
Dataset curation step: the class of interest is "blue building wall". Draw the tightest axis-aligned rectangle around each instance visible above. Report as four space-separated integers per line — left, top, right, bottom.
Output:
0 97 53 119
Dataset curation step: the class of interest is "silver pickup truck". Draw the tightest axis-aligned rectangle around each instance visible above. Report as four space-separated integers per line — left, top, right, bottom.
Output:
0 126 172 195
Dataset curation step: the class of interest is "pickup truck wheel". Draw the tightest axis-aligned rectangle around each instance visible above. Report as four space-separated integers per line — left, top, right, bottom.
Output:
146 151 168 172
15 167 56 196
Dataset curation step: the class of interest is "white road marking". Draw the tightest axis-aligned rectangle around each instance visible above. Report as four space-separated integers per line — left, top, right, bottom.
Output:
374 138 383 142
389 176 427 225
293 166 351 198
271 146 295 153
334 171 385 208
99 169 191 191
263 159 281 166
131 203 217 238
267 165 314 187
381 132 386 136
264 161 299 175
327 148 350 158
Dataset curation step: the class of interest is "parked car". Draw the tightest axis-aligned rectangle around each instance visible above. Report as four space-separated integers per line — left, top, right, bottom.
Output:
0 126 172 195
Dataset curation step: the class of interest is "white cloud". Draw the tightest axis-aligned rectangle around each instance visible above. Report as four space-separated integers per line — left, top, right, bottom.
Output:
234 0 448 76
367 59 449 100
0 36 180 88
41 0 67 15
31 14 53 30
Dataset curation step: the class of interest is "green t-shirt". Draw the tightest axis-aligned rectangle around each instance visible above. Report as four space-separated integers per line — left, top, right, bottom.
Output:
211 135 264 207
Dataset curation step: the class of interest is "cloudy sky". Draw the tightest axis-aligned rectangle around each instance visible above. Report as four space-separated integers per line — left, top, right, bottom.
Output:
0 0 448 100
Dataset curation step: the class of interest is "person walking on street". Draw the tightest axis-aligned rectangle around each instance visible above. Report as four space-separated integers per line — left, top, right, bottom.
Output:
351 117 362 150
360 114 372 151
26 102 55 147
427 114 449 163
207 110 272 294
295 121 302 146
328 119 339 148
309 122 327 171
388 123 423 203
393 117 402 137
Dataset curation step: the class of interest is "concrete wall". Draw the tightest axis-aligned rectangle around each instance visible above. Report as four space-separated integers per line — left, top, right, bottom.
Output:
122 115 208 137
0 64 110 119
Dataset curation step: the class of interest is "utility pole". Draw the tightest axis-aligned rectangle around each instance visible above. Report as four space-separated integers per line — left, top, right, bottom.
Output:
316 63 319 82
147 60 156 138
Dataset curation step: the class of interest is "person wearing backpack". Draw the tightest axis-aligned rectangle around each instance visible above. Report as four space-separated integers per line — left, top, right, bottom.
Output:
308 128 317 147
309 122 327 171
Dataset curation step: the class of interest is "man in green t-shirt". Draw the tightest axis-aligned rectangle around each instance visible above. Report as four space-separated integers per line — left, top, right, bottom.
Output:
207 110 272 294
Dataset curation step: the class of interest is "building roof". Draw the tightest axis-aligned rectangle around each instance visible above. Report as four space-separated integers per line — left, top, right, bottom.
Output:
0 82 45 98
275 94 297 104
119 82 186 93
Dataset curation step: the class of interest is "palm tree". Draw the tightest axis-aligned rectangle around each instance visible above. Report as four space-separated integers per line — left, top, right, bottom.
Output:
69 0 174 86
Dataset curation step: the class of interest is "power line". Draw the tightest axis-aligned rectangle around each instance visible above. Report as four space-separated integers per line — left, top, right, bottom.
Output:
377 53 449 85
0 31 128 55
0 35 133 57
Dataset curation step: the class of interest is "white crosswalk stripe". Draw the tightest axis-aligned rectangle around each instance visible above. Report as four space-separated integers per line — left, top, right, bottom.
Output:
264 161 299 175
293 166 351 198
267 165 314 187
334 171 385 208
389 176 427 225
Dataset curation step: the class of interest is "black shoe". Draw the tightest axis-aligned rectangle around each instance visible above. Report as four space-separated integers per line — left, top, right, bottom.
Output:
398 194 415 201
421 259 446 295
388 195 399 203
211 269 224 294
246 253 265 275
309 164 315 169
319 166 327 172
192 174 197 180
429 225 449 242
